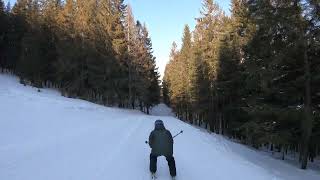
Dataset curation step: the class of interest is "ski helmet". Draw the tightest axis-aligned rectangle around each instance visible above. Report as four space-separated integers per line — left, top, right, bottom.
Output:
155 119 164 126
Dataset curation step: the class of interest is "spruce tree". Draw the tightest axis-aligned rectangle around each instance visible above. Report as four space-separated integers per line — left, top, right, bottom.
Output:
0 0 6 71
180 25 195 122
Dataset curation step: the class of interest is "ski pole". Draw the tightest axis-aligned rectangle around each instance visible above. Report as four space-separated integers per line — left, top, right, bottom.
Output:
173 130 183 138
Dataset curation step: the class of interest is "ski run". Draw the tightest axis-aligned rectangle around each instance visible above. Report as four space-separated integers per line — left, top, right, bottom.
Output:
0 73 319 180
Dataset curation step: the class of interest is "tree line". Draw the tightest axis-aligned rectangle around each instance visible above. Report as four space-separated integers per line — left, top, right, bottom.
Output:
163 0 320 169
0 0 160 113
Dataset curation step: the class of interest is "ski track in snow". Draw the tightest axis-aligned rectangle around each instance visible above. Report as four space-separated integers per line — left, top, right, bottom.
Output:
0 73 319 180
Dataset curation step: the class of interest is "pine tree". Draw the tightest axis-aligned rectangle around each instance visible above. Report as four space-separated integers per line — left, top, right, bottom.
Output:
163 42 177 107
125 4 136 108
39 0 61 84
0 0 4 20
194 0 226 131
297 0 319 169
141 24 160 113
192 45 211 127
0 0 6 71
108 0 129 107
180 25 195 122
14 0 47 87
5 0 29 71
163 42 182 118
124 4 141 108
55 0 77 94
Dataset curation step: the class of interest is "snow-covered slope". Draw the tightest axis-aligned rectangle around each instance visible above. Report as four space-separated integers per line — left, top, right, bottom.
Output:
150 103 175 116
0 74 319 180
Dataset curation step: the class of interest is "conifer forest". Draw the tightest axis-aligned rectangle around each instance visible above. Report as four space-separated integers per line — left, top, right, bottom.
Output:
163 0 320 169
0 0 320 170
0 0 160 113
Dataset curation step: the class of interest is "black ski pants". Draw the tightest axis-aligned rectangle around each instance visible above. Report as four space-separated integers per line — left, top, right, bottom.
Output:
149 153 176 176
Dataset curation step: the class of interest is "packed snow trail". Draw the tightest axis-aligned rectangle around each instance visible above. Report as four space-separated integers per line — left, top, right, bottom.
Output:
0 74 319 180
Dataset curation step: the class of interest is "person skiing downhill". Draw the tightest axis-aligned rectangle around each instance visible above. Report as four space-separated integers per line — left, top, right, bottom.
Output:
148 120 176 179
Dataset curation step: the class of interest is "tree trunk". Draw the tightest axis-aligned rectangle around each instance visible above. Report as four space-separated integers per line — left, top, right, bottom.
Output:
301 40 313 169
132 99 135 109
188 111 193 124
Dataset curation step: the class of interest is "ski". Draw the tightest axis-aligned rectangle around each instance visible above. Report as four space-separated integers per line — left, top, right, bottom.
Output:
151 173 157 179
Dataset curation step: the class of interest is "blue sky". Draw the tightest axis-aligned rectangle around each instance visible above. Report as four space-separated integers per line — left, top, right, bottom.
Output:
126 0 231 78
4 0 231 78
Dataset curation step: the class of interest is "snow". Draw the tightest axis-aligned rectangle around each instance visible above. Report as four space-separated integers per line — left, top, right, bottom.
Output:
150 103 175 116
0 73 319 180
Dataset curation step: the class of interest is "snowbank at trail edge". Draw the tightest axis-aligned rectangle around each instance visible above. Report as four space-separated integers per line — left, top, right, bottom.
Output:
150 103 175 116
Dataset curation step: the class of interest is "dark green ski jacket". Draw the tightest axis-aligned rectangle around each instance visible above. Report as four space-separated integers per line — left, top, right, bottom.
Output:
148 124 173 157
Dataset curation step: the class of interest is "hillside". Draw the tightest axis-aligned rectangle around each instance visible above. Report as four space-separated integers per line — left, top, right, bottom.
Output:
0 74 319 180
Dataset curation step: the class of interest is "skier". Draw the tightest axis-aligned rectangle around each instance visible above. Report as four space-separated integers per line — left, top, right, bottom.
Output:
148 120 176 179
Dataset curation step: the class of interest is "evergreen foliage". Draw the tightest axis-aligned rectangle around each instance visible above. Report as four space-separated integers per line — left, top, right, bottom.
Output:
0 0 160 112
163 0 320 169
